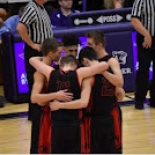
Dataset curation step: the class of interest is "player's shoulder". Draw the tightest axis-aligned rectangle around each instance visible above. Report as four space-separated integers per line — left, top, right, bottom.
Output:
87 76 95 85
108 56 119 65
34 71 45 79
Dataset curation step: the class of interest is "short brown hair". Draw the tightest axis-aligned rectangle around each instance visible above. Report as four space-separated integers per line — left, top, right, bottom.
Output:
42 38 63 56
86 30 106 46
60 54 78 67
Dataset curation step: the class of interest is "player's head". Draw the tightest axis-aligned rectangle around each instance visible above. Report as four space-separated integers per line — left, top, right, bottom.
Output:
42 38 63 62
86 30 106 52
79 46 98 67
62 33 80 58
59 54 78 70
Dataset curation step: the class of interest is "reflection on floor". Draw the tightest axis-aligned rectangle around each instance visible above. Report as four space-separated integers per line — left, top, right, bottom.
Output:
0 86 155 154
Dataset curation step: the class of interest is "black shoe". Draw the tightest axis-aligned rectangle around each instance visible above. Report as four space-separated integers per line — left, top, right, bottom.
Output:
135 102 143 110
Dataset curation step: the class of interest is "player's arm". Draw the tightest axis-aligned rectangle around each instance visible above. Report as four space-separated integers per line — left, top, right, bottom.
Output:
77 61 108 84
101 58 124 101
102 58 123 87
31 72 73 105
31 72 47 106
29 57 54 81
49 77 93 110
115 87 125 102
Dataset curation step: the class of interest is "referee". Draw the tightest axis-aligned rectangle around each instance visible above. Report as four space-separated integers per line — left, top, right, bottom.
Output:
131 0 155 110
17 0 53 153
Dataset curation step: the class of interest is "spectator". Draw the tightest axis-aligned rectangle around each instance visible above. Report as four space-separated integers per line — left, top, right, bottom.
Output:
0 7 24 39
0 18 3 28
0 8 7 28
104 0 124 9
0 8 7 21
51 0 79 28
44 0 59 13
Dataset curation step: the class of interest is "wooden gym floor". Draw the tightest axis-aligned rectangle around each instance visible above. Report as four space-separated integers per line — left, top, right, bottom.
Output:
0 86 155 154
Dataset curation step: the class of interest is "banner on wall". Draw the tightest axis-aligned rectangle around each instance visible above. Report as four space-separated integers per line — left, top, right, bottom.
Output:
71 8 132 26
105 31 135 92
14 42 29 94
13 33 136 93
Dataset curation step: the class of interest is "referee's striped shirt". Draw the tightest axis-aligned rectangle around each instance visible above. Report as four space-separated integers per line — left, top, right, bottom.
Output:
131 0 155 36
19 0 53 44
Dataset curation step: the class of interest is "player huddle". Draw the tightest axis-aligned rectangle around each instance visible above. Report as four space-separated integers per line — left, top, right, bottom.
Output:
30 30 124 154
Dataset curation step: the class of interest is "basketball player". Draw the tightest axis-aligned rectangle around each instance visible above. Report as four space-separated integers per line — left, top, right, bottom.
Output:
30 38 73 154
86 30 123 153
53 33 80 69
50 46 123 153
62 33 80 58
29 52 109 153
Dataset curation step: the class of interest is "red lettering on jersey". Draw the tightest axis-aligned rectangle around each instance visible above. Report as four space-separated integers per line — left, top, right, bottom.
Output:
56 81 71 91
101 78 115 96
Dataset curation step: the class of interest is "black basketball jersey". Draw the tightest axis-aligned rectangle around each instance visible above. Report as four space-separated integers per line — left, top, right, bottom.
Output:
48 69 82 123
90 55 117 116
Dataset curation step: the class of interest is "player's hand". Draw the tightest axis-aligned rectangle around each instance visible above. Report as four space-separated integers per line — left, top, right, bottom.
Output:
115 87 125 102
55 89 73 102
49 101 60 111
143 34 152 49
31 43 42 52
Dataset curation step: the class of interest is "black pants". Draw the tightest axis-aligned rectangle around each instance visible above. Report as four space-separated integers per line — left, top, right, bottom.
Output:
117 105 122 153
24 44 42 119
90 116 116 154
51 123 81 153
135 34 155 104
24 44 43 154
30 107 42 154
